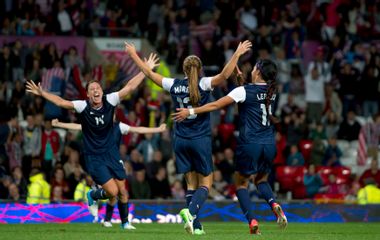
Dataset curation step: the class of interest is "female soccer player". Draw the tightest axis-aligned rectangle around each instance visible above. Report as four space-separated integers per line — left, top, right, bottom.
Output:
52 119 166 227
26 53 159 230
172 59 288 235
125 40 252 235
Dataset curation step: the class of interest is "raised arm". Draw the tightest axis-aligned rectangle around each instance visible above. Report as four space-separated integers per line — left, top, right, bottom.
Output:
172 96 235 122
129 124 166 134
118 53 160 99
124 42 164 87
26 80 74 110
210 40 252 87
52 119 82 131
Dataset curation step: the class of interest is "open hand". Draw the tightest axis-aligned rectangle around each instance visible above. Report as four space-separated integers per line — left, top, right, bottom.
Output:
171 108 190 122
124 41 137 55
235 40 252 56
145 53 160 70
26 80 43 96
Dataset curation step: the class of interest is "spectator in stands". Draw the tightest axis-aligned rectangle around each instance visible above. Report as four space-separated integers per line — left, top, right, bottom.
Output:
323 137 343 167
0 175 12 199
50 167 70 200
280 94 301 119
171 179 185 200
309 138 326 167
323 85 342 122
274 48 291 93
309 122 327 141
146 150 164 179
130 169 151 199
63 147 82 178
26 168 50 204
41 119 60 178
67 166 83 199
129 148 145 172
286 145 305 166
56 1 73 35
74 174 93 202
361 65 379 118
215 148 234 184
359 159 380 187
288 64 304 95
361 114 380 162
323 173 347 195
5 131 23 172
357 178 380 204
137 133 159 163
8 183 22 201
307 47 331 83
149 166 171 199
323 111 340 139
337 111 361 141
304 164 323 198
304 67 329 124
22 114 42 177
212 170 228 199
337 62 360 116
63 46 84 70
11 166 27 199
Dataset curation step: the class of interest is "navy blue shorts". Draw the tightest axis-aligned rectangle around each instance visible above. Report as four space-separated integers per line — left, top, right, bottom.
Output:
85 149 127 185
174 135 213 176
235 143 277 175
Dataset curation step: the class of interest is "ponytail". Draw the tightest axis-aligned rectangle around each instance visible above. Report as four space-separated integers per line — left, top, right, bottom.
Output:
265 79 279 125
188 65 201 106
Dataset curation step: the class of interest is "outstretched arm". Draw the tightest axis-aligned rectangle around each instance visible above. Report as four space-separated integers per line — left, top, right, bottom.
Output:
52 119 82 130
129 124 166 134
26 80 74 110
125 42 164 87
210 40 252 87
118 53 160 99
172 96 235 122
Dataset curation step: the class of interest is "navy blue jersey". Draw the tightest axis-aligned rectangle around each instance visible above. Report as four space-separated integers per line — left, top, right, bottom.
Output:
72 93 120 154
228 84 276 144
163 77 213 139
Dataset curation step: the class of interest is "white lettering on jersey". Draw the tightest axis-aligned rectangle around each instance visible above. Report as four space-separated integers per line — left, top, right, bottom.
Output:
94 115 105 125
256 93 276 101
174 85 189 94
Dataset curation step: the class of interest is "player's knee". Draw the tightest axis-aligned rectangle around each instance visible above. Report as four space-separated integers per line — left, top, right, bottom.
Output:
118 189 128 200
107 188 119 198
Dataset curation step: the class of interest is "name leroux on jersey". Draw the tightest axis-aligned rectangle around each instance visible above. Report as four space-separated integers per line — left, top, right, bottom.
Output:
174 85 189 94
256 93 276 101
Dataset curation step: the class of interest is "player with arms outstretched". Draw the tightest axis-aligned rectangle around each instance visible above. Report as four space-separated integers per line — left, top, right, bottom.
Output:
52 119 166 227
26 53 159 230
125 40 252 235
173 59 288 235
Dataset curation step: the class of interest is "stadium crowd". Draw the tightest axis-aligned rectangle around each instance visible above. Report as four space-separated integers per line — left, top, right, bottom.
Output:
0 0 380 204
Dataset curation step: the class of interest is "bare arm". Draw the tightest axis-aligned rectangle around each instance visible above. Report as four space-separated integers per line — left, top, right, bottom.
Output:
26 80 74 109
118 53 160 99
125 42 164 87
128 124 166 134
52 119 82 130
172 96 235 122
210 40 252 87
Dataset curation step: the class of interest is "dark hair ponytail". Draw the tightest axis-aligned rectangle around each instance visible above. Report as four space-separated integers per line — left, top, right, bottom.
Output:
256 59 279 125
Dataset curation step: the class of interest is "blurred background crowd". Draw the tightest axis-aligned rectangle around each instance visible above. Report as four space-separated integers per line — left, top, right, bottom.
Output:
0 0 380 204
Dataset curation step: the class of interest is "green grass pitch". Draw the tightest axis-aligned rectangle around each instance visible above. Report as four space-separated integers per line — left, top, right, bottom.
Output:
1 222 379 240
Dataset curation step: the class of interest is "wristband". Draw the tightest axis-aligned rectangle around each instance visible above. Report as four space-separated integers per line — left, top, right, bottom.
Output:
189 108 195 116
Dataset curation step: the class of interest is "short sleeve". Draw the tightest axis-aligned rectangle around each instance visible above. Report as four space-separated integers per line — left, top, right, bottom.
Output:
227 86 246 103
199 77 213 91
119 122 131 134
162 78 175 91
106 92 120 106
71 100 87 113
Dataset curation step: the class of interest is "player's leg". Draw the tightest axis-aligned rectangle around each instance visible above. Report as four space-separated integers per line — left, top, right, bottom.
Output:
103 196 117 227
255 144 287 229
234 172 260 235
183 171 203 233
255 173 287 229
115 179 136 230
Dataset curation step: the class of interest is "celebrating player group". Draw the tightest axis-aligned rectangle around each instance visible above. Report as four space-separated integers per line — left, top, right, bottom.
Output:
26 39 287 235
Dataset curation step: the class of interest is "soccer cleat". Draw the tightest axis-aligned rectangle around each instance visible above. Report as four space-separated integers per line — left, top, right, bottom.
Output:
179 208 194 234
272 203 288 229
86 190 98 217
121 222 136 230
249 219 261 235
102 221 113 228
194 228 206 235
